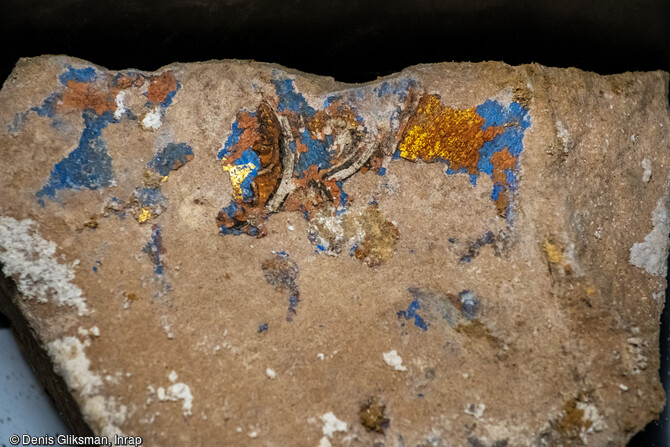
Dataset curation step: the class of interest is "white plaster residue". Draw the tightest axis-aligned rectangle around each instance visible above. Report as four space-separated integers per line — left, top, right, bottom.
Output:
576 402 606 443
46 336 102 396
318 436 332 447
321 412 347 438
114 91 127 121
141 107 163 131
383 349 407 371
0 216 89 315
46 334 130 438
155 371 193 417
556 120 571 153
82 395 128 439
629 194 670 276
642 158 652 183
78 326 101 338
309 213 346 255
266 368 277 379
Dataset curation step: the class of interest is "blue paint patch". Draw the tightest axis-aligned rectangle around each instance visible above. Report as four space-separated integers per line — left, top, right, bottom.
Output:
238 149 261 201
36 110 115 204
159 82 180 108
30 93 60 119
476 100 530 132
258 323 269 333
276 251 289 258
375 82 392 98
58 66 98 84
289 294 299 309
475 100 530 177
149 142 194 176
490 184 503 202
219 121 245 159
271 78 316 117
397 300 429 331
323 94 342 108
377 167 386 176
294 129 333 177
374 78 417 101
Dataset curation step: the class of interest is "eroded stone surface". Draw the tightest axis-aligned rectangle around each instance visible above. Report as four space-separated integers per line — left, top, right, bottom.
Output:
0 56 668 446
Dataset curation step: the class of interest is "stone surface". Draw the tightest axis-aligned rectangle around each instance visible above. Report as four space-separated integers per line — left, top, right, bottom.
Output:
0 55 668 446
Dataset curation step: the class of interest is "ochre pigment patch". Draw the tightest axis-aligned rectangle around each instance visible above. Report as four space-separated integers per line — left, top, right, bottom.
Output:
398 94 501 170
345 205 399 267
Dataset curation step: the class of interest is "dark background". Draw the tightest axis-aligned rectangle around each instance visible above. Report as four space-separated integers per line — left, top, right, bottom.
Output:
0 0 668 445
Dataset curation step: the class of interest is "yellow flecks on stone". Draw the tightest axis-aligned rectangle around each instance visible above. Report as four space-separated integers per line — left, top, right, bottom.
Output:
138 207 152 223
161 175 168 182
221 157 257 200
544 240 563 264
397 95 499 172
586 286 597 297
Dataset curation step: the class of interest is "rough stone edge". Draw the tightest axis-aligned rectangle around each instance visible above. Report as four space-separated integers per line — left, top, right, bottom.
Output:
0 273 94 437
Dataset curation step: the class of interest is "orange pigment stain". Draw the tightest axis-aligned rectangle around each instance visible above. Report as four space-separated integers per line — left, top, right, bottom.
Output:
230 112 265 163
490 147 517 184
146 72 178 105
59 80 117 115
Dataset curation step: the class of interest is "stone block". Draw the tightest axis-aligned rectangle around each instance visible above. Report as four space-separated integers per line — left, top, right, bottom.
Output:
0 56 668 446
